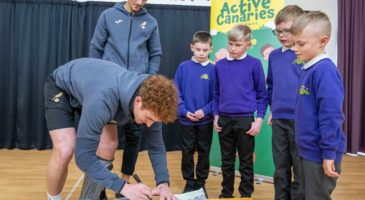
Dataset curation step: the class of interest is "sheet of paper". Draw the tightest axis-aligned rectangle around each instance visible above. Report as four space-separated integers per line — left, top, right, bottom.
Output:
174 188 207 200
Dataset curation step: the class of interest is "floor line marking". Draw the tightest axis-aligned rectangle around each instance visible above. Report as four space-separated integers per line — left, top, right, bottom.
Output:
65 174 84 200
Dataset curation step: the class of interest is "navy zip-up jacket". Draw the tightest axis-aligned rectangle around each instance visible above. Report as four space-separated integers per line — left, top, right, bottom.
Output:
89 2 162 74
52 58 169 193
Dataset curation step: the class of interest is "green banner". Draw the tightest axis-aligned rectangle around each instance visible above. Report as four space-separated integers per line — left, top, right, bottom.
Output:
209 0 285 179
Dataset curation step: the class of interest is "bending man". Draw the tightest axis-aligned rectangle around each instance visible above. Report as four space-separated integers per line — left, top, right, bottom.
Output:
45 58 177 200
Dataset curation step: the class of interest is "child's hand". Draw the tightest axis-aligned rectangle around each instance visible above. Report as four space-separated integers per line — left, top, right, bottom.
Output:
246 118 263 136
323 159 340 177
194 109 205 119
267 112 272 125
186 111 199 121
213 115 222 132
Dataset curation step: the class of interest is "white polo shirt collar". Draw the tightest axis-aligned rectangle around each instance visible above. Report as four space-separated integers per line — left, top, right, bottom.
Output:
302 54 330 70
227 53 247 61
191 57 210 66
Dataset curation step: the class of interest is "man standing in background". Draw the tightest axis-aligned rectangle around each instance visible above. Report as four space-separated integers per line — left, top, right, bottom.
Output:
89 0 163 199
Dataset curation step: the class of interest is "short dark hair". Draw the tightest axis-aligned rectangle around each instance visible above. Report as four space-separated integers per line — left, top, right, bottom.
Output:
275 5 305 25
192 31 212 46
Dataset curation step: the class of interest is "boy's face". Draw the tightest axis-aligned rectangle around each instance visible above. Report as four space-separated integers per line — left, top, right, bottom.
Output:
133 96 160 127
125 0 147 13
190 42 212 63
274 20 294 48
292 25 329 62
228 39 251 59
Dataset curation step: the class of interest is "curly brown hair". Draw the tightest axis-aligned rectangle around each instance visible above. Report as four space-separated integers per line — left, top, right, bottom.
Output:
136 75 178 123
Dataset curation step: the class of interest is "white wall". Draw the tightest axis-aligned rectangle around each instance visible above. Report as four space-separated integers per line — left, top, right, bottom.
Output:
286 0 338 63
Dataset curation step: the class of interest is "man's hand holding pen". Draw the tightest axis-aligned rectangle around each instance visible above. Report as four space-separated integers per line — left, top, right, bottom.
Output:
120 174 176 200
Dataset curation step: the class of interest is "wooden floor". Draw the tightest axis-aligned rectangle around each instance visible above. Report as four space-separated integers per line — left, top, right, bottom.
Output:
0 150 365 200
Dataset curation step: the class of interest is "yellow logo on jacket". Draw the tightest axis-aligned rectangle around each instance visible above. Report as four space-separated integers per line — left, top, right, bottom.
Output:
200 74 209 80
299 85 310 95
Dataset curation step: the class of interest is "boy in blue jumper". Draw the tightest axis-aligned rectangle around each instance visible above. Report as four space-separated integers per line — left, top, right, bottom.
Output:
291 11 346 200
174 31 214 197
213 24 268 198
266 5 305 200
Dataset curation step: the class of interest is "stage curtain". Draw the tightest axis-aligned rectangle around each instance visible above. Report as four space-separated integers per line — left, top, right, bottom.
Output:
338 0 365 154
0 0 210 150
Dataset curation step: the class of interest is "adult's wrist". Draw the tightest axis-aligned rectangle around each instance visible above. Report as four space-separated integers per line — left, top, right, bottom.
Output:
157 181 169 187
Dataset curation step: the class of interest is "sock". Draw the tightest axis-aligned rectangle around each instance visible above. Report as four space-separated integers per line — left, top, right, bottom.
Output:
47 192 61 200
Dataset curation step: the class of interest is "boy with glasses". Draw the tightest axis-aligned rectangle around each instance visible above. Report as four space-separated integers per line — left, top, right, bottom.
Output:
267 5 305 200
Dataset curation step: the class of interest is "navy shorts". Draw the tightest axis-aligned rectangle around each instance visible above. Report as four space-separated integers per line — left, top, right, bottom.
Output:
44 75 80 131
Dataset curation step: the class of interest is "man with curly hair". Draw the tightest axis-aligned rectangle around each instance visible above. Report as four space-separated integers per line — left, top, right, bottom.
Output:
45 58 178 200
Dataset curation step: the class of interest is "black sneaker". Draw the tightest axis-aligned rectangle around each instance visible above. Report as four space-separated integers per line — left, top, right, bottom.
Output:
99 189 108 200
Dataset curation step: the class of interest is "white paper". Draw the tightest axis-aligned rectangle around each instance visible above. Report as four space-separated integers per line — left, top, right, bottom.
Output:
174 188 207 200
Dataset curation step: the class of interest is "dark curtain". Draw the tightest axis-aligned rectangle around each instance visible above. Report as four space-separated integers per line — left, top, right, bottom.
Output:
338 0 365 154
0 0 210 150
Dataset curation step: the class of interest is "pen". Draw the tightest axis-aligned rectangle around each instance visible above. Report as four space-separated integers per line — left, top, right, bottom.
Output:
133 174 142 184
133 174 152 200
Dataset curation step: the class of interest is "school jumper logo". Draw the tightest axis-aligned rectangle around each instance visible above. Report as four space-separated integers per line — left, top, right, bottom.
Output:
200 74 209 80
51 92 63 103
139 21 147 29
299 85 310 95
293 58 305 65
115 19 123 24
